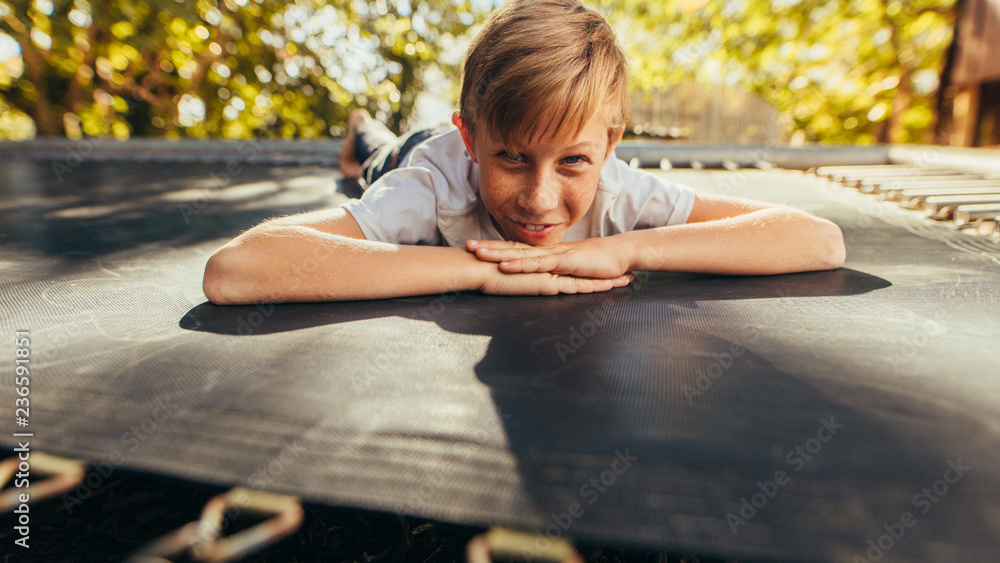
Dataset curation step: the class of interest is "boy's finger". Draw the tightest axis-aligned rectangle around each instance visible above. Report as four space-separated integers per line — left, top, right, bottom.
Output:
558 276 605 294
498 254 559 274
466 239 531 250
475 245 550 261
586 278 618 292
611 273 632 287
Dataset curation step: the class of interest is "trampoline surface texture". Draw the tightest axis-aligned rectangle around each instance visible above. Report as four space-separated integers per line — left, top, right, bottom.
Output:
1 156 999 563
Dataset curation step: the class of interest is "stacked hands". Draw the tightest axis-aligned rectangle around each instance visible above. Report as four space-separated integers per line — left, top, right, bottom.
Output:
466 238 635 296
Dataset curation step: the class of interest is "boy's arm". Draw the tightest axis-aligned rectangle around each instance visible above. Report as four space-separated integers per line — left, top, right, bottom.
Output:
467 193 846 277
623 193 846 274
202 208 632 304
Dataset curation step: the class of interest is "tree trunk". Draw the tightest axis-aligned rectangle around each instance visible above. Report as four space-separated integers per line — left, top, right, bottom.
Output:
13 35 60 135
65 25 100 115
888 63 913 144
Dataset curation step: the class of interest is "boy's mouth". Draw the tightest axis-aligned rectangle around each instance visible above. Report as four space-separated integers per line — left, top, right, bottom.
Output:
511 220 557 240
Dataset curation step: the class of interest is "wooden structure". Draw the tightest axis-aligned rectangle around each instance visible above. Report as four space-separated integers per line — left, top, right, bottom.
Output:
629 82 781 144
939 0 1000 147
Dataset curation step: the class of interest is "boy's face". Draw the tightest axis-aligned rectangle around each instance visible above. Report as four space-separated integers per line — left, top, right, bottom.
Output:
453 110 622 246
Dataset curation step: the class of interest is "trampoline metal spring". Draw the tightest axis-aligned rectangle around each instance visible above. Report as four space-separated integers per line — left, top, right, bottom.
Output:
814 158 1000 236
0 452 86 512
126 487 304 563
466 526 584 563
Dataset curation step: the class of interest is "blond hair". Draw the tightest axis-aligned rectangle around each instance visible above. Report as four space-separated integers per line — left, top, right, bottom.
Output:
458 0 629 148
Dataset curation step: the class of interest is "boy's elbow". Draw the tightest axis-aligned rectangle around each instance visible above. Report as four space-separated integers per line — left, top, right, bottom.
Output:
815 218 846 270
203 246 248 305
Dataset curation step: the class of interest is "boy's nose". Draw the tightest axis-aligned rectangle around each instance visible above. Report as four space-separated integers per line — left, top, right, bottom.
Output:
518 170 560 216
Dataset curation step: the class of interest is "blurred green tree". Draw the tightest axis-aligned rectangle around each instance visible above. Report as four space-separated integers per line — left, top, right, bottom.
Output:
2 0 957 143
602 0 956 144
0 0 482 139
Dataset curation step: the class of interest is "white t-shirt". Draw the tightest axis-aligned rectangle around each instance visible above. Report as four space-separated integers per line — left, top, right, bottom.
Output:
341 128 695 247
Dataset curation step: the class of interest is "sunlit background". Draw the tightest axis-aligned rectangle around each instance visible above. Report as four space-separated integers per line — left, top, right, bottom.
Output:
1 0 984 146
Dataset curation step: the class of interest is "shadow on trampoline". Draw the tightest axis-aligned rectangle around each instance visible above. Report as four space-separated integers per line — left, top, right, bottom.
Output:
0 160 349 259
174 269 998 559
168 267 1000 560
180 268 891 336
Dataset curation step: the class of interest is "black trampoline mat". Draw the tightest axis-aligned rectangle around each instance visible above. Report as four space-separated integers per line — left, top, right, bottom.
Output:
2 159 1000 562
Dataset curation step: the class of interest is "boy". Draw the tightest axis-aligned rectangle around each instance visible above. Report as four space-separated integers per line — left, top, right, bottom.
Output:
203 0 845 305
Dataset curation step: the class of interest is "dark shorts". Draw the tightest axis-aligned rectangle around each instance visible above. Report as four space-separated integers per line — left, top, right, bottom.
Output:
354 122 452 185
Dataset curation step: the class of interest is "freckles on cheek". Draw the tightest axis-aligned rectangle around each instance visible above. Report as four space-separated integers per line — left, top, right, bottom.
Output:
480 169 512 203
569 178 600 210
477 172 506 218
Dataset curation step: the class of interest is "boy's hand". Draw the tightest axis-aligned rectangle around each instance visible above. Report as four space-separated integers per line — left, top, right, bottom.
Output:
467 237 632 280
478 267 633 296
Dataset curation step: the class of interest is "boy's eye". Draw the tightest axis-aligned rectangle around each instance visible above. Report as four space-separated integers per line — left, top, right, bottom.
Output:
500 151 523 163
563 155 585 165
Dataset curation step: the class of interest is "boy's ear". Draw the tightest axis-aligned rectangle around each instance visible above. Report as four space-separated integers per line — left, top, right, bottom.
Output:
605 126 625 162
452 112 479 163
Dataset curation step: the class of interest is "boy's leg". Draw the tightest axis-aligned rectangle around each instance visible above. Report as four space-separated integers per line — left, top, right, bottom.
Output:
340 109 451 185
393 126 450 165
365 124 453 184
338 110 398 179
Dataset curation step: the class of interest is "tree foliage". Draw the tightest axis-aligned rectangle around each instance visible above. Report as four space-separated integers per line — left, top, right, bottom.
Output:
601 0 956 144
0 0 483 139
2 0 957 144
